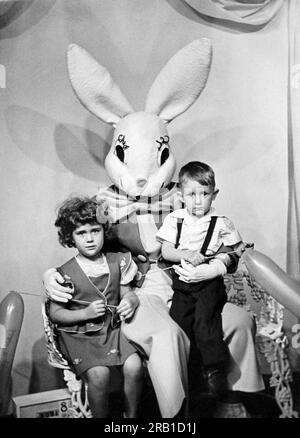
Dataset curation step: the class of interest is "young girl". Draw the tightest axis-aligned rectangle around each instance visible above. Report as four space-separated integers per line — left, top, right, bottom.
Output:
49 196 143 418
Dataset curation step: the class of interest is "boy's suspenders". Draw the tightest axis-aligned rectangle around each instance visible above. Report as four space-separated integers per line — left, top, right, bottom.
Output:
175 216 218 256
175 218 184 249
200 216 218 255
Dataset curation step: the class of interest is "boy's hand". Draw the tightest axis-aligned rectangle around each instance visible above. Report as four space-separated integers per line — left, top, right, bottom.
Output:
235 241 246 257
84 300 106 319
117 293 140 321
183 250 206 267
173 259 226 283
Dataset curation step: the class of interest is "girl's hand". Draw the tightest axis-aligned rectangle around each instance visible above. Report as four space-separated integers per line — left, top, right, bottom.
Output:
117 293 140 321
84 300 106 319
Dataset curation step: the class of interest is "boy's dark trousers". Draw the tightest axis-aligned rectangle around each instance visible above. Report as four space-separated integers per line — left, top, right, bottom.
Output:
170 273 229 371
170 274 230 411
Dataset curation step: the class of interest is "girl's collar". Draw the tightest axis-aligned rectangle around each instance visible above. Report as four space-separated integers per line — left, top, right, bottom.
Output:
75 252 105 265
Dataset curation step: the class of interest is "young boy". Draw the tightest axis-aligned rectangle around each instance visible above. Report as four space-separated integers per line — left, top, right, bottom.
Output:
156 161 243 398
49 196 143 418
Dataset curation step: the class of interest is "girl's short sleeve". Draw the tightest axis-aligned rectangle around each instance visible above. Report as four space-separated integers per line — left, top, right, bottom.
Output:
156 213 178 245
119 252 138 285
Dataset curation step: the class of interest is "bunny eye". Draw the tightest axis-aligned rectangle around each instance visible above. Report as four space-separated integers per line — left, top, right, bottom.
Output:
158 146 169 167
115 145 125 163
156 135 170 167
114 134 129 164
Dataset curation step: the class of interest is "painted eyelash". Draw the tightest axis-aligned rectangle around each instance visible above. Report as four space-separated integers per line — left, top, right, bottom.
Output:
156 135 169 151
116 134 130 149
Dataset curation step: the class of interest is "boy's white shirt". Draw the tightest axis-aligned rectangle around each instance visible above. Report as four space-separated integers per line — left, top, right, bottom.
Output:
156 207 242 256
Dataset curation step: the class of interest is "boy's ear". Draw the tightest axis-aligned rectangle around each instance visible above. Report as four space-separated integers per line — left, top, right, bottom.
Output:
213 188 219 200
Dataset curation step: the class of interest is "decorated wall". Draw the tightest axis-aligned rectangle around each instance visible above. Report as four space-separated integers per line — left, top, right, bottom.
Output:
0 0 298 402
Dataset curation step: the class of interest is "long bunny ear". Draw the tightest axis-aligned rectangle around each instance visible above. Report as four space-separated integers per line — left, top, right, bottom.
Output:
144 39 212 123
67 44 134 125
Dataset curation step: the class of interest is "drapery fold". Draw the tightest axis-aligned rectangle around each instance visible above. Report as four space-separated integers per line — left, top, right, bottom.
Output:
0 1 34 28
184 0 300 279
287 0 300 280
183 0 285 26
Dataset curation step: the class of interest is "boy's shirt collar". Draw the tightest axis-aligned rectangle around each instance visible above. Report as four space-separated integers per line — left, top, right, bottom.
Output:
185 207 215 224
172 207 216 222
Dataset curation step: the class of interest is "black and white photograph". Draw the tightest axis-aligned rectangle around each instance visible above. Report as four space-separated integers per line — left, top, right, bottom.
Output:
0 0 299 428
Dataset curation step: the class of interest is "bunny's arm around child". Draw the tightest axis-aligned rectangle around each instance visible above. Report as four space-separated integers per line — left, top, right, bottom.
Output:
117 252 140 321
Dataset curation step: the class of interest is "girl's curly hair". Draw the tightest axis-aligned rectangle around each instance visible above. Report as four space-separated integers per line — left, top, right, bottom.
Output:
55 196 110 248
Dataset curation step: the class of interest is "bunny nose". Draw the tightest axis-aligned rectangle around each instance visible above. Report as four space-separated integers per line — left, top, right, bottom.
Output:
136 178 147 188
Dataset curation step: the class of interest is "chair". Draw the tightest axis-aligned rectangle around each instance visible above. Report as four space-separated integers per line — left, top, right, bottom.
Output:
224 264 299 418
41 300 92 418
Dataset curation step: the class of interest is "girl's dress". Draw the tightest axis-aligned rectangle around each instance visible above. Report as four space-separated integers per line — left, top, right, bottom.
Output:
51 251 138 376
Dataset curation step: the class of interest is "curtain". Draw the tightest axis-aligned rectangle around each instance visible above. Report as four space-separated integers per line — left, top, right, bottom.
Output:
287 0 300 280
184 0 300 280
0 0 34 29
183 0 285 26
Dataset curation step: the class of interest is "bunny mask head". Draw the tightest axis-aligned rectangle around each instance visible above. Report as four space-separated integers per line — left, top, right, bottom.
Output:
67 40 212 197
